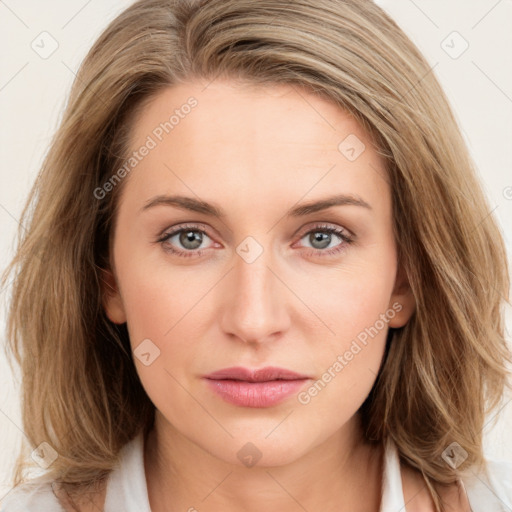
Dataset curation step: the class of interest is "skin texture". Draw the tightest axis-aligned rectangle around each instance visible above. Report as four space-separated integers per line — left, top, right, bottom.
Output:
100 78 446 512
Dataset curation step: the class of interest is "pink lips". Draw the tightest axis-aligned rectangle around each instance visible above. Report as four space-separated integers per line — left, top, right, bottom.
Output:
203 366 311 408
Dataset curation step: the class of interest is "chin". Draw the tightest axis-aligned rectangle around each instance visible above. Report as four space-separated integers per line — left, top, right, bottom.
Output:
210 435 311 469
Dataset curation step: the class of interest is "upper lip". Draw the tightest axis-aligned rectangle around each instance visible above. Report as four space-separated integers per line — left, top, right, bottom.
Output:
204 366 310 382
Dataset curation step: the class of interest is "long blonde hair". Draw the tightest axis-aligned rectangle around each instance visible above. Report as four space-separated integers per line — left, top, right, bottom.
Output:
2 0 511 510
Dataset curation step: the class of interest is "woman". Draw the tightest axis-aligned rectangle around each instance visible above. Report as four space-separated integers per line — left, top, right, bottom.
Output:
1 0 511 511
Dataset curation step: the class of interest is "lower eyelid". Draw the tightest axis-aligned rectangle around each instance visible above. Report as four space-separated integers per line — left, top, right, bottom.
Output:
160 226 352 258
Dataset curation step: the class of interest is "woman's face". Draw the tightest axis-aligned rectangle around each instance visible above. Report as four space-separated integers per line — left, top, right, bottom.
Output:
103 79 415 466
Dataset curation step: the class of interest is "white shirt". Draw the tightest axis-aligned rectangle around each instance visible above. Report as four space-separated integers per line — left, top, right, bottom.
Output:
2 432 511 511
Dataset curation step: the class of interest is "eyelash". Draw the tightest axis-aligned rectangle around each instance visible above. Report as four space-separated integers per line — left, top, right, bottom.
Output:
156 223 354 259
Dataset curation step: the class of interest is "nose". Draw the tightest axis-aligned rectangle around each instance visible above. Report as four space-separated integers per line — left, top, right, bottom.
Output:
219 238 290 345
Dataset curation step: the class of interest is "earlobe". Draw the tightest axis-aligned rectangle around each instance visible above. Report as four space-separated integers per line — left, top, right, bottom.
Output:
100 267 127 324
388 265 416 328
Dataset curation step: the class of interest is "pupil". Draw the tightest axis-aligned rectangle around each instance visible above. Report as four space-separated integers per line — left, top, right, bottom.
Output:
312 232 330 249
181 230 202 249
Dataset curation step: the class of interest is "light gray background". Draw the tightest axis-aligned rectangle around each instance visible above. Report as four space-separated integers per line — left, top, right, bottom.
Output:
1 0 511 496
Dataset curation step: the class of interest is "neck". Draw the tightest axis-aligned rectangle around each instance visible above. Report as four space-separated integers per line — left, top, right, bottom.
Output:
144 412 384 512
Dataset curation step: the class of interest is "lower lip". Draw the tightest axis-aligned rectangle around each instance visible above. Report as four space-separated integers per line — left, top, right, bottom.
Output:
204 378 309 408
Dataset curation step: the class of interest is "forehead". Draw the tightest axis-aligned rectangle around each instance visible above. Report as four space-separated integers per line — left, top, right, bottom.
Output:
130 79 371 156
120 79 389 216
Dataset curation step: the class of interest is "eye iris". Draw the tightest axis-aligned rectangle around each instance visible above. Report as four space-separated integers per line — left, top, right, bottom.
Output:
179 230 203 250
310 231 331 249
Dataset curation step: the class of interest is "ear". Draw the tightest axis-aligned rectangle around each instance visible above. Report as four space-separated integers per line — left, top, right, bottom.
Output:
100 267 127 324
387 263 416 328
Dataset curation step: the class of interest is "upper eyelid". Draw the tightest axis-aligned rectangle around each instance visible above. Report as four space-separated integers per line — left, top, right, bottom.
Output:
160 222 351 246
160 221 349 235
160 223 212 240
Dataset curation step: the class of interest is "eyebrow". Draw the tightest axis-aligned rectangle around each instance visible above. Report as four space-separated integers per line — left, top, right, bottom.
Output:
140 193 372 218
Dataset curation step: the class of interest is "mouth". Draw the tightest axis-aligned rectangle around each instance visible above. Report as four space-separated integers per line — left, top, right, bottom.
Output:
203 366 312 408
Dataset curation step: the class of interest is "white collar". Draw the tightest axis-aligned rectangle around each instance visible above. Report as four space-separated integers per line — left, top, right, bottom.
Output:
4 430 510 510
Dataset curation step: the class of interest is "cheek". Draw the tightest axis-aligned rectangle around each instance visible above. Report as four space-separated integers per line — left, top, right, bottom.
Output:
122 281 170 345
297 248 397 343
297 298 391 424
114 235 203 344
118 268 202 421
295 246 397 401
116 254 216 397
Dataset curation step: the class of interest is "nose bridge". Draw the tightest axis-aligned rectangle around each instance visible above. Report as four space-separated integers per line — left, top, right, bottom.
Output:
221 234 289 343
235 237 274 303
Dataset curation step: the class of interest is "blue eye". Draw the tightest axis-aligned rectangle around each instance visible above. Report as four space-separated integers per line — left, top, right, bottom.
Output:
157 224 213 258
157 223 353 258
297 224 353 256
